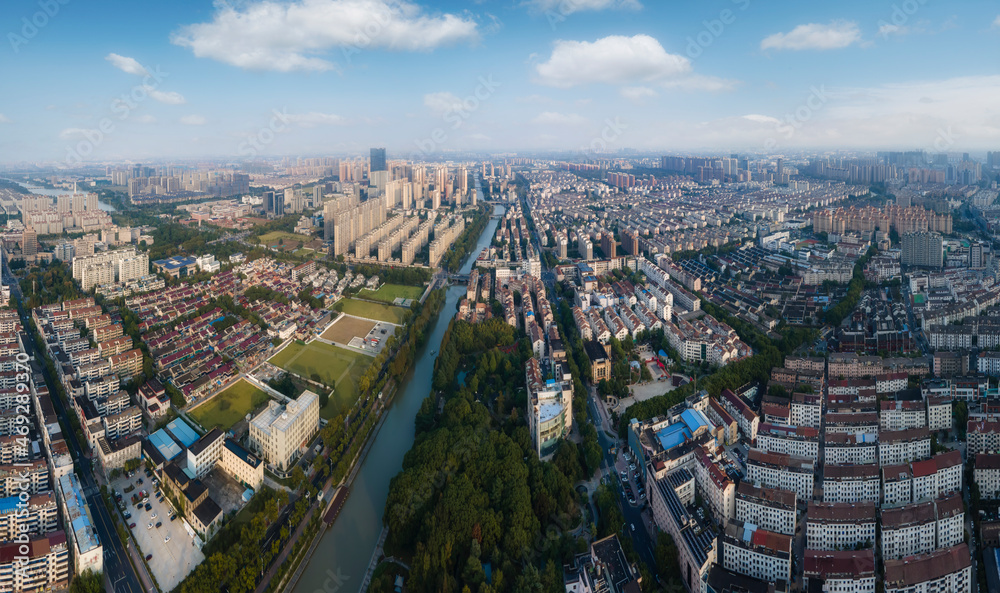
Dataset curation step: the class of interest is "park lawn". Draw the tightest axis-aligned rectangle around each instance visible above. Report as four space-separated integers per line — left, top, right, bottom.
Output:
268 340 371 419
190 379 269 431
357 283 424 304
259 231 313 247
334 298 410 325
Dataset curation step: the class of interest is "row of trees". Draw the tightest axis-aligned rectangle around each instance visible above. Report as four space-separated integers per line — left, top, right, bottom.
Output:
441 205 491 272
825 246 878 327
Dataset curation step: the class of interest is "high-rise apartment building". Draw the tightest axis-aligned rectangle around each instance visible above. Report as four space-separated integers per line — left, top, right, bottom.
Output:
21 227 38 258
72 249 149 291
901 231 944 269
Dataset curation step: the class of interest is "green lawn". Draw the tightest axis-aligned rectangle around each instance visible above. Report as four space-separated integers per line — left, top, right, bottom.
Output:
259 231 313 246
268 340 371 419
190 379 269 431
334 298 410 325
357 283 424 304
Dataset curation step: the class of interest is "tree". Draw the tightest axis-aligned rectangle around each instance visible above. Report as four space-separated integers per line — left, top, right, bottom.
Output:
69 570 103 593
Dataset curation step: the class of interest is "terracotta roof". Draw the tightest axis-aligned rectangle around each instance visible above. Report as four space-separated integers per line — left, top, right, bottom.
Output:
804 549 876 579
883 544 971 588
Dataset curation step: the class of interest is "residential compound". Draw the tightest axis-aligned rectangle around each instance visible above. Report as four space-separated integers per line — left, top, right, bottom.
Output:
32 298 145 476
0 308 94 590
18 191 114 235
71 247 150 291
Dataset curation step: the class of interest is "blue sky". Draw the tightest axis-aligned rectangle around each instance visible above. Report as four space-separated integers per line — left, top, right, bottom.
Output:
2 0 999 163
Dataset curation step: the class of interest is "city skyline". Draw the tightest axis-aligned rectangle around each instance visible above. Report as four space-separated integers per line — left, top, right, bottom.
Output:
2 0 1000 163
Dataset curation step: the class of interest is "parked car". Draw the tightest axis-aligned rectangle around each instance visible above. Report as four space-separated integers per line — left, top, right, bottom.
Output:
129 523 136 529
169 515 177 521
145 555 152 561
124 512 131 519
147 523 153 530
164 536 170 543
155 522 162 528
145 504 152 511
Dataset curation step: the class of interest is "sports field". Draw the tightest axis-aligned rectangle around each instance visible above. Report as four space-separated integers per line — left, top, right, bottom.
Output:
357 283 424 304
335 298 409 325
190 379 269 431
321 316 377 344
268 340 371 419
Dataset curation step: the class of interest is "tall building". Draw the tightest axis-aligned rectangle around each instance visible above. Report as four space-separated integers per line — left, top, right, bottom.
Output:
370 148 387 173
971 241 985 269
901 231 944 269
72 249 149 291
248 391 320 472
263 191 274 214
21 227 38 258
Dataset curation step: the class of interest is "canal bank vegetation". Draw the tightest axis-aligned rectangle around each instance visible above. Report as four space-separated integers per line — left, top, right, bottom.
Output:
379 317 592 593
441 204 491 273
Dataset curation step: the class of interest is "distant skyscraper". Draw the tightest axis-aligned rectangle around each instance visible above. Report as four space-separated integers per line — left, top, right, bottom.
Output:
273 191 285 216
370 148 387 173
776 158 784 181
264 191 274 214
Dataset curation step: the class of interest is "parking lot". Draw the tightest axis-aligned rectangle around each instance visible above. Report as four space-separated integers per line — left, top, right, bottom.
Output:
111 471 205 591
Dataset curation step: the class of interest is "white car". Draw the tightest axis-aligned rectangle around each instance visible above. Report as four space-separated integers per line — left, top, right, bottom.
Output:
164 536 171 543
151 513 157 519
147 523 153 530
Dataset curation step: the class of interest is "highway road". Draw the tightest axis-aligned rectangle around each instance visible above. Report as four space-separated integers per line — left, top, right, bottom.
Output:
3 256 146 593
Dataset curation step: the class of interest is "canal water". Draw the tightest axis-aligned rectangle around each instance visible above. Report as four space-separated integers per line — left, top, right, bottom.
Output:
293 187 502 593
7 179 117 212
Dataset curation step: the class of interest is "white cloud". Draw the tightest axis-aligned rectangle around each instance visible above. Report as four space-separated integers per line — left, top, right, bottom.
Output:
143 87 186 105
285 112 346 127
59 128 92 139
172 0 479 72
993 15 1000 28
531 111 588 126
105 53 149 76
423 92 464 115
535 35 690 88
135 115 157 124
661 74 738 92
0 114 10 124
878 24 907 37
180 115 207 125
761 21 861 51
741 114 781 125
620 86 657 102
526 0 641 16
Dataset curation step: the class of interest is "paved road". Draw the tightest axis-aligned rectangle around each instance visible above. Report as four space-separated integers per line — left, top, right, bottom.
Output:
4 256 146 593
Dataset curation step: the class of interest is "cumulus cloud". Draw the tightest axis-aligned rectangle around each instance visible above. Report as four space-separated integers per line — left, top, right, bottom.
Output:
143 87 186 105
172 0 479 72
0 114 10 124
741 114 781 125
423 92 464 115
761 21 861 51
105 53 149 76
180 115 207 125
525 0 640 16
531 111 588 126
285 112 346 127
535 35 690 88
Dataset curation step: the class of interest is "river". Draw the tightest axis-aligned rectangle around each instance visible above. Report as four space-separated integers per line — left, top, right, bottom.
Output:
5 179 117 212
293 182 502 593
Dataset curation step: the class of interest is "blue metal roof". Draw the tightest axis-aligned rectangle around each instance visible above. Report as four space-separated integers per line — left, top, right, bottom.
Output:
165 417 199 448
680 409 709 434
656 423 690 451
148 429 183 461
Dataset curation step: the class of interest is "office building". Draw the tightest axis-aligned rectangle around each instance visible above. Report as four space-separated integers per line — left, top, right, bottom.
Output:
249 391 320 472
370 147 387 173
